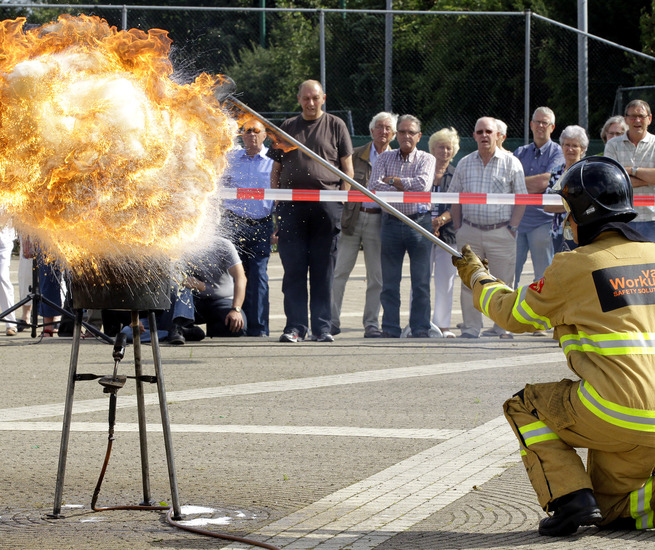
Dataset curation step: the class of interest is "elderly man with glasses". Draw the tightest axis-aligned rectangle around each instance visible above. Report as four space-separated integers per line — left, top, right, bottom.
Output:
221 117 275 337
605 99 655 242
512 107 564 300
369 114 435 338
331 111 398 339
449 116 527 339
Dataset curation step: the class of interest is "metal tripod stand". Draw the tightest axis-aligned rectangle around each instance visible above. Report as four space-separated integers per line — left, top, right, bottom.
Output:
49 308 182 520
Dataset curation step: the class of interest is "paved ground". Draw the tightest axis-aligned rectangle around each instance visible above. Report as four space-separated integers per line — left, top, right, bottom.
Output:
0 251 654 549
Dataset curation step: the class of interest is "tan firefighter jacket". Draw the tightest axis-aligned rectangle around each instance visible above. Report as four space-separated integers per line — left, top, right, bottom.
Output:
473 231 655 439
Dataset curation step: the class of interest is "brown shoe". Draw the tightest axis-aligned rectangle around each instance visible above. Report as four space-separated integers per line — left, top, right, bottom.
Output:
364 326 382 338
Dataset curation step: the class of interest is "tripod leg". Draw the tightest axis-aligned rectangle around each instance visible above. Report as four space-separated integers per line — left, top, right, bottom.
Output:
148 311 182 520
30 258 39 338
49 308 84 518
131 311 153 505
39 295 113 344
0 295 33 324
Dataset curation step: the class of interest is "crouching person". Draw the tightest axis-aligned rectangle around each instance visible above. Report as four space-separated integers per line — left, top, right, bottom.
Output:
453 157 655 536
184 237 247 339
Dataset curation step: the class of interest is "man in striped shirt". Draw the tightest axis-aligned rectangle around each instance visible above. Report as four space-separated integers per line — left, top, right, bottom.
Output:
369 115 435 338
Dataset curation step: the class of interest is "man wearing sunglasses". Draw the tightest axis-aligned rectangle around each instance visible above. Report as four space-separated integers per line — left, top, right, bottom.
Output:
449 116 527 339
222 118 275 337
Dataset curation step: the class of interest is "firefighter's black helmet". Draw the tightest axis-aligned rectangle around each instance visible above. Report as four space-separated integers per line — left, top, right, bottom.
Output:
555 156 637 227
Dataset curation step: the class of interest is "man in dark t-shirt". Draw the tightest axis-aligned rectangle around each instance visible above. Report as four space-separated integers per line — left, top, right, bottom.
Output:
267 79 354 342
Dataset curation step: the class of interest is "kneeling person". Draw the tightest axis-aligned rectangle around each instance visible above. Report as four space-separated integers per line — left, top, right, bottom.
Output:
453 157 655 536
187 237 247 338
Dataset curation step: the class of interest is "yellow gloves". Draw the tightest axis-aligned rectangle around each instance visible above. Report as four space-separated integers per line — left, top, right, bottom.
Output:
452 244 496 290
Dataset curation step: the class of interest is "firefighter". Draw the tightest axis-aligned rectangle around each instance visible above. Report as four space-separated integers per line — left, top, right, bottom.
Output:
453 156 655 536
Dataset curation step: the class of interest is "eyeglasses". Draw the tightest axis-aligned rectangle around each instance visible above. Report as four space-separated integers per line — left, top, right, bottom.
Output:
397 130 419 136
626 114 650 121
606 131 624 138
243 128 262 135
532 120 552 127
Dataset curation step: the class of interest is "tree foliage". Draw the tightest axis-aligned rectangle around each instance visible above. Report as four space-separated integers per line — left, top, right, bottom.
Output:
1 0 653 135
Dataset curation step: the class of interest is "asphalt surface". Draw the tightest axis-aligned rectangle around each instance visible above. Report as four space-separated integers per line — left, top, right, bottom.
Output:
1 251 654 549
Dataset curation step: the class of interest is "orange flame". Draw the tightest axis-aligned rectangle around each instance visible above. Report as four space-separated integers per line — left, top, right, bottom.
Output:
0 14 237 276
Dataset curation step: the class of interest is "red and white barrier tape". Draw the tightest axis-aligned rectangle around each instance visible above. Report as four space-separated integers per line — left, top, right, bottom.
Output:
218 188 655 206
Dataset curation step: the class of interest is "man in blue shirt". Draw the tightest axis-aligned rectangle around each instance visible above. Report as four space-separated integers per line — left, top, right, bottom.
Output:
222 118 274 336
513 107 564 298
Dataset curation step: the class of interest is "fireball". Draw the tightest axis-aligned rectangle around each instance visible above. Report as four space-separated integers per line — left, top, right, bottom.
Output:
0 14 237 276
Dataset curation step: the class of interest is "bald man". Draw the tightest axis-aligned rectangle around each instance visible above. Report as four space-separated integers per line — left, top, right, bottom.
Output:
268 80 354 342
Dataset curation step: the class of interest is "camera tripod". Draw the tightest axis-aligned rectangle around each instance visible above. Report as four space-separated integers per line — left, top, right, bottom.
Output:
0 258 112 343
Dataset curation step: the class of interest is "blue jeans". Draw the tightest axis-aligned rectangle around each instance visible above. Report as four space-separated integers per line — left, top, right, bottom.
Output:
277 201 341 337
515 222 554 287
628 221 655 242
379 212 432 336
158 285 195 331
226 212 273 336
38 256 64 318
194 295 248 337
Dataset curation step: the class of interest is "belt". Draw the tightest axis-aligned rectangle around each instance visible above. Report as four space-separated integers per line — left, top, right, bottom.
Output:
360 206 381 214
463 220 508 231
226 212 272 226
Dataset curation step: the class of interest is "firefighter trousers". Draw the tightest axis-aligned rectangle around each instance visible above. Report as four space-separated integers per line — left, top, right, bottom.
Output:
504 378 655 528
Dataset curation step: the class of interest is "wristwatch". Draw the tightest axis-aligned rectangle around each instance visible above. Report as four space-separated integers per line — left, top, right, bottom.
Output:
508 225 518 232
230 306 242 313
631 166 638 177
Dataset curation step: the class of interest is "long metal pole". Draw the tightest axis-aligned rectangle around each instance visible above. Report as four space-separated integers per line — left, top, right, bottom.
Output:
319 10 326 104
259 0 266 48
524 10 531 144
226 96 461 258
384 0 393 112
577 0 589 130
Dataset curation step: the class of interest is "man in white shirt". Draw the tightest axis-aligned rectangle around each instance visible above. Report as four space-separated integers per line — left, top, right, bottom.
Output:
604 99 655 241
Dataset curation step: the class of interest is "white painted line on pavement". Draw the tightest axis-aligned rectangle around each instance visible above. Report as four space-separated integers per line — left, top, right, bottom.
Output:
278 309 463 320
0 352 563 422
226 416 518 549
0 422 464 440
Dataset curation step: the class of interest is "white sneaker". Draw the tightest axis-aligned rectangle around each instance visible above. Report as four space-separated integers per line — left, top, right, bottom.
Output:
428 323 443 338
311 332 334 342
279 329 303 343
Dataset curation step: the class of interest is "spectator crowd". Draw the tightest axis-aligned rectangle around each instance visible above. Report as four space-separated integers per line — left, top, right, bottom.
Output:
1 82 653 344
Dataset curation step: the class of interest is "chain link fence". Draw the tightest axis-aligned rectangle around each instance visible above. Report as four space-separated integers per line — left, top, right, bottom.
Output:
1 4 653 156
